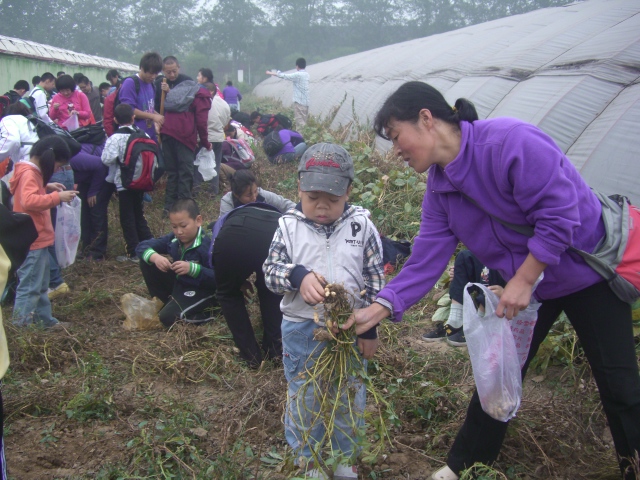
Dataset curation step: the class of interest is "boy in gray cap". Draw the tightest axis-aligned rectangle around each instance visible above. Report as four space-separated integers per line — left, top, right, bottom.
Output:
263 143 385 479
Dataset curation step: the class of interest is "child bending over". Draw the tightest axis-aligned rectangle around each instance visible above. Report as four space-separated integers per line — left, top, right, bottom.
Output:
135 198 217 328
10 136 78 328
263 143 384 478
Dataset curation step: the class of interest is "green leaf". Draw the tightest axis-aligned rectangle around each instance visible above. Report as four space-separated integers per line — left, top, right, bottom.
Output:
404 202 412 212
431 306 451 322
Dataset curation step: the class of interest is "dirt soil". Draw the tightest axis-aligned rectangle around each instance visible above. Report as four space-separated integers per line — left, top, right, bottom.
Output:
0 162 626 480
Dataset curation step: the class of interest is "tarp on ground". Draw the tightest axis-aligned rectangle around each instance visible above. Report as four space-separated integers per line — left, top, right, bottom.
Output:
254 0 640 204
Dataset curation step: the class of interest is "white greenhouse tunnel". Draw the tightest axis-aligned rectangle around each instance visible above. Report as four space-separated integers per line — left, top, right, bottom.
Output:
254 0 640 204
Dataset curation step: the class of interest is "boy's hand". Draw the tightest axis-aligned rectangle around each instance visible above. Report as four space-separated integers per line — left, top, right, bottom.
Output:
300 272 326 305
153 113 164 126
58 190 78 203
151 253 172 272
357 337 379 359
488 285 504 298
171 261 191 276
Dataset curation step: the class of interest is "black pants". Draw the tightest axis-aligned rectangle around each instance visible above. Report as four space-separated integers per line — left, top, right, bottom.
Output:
450 249 506 306
78 181 113 260
118 189 152 257
139 260 217 328
213 206 283 367
162 135 196 210
447 281 640 479
192 142 223 195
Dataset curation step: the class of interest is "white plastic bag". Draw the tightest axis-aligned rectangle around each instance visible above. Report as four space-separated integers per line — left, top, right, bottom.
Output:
463 282 540 422
54 197 81 268
61 113 79 132
194 148 217 182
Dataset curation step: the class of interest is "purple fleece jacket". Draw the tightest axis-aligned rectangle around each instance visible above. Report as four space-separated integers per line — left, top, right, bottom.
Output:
378 117 605 322
71 144 107 199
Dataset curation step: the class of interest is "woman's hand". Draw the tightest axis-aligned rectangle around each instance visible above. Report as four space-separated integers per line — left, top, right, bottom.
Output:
87 195 97 208
161 82 170 93
496 253 546 319
357 337 379 359
53 103 60 110
342 302 390 336
70 109 79 116
496 277 532 319
58 190 78 203
151 254 172 272
300 272 326 305
46 182 65 193
171 261 191 276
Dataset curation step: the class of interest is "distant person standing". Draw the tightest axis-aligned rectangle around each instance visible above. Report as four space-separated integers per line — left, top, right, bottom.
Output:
106 69 120 95
4 80 29 104
266 57 309 128
25 73 56 124
77 76 103 122
222 81 242 112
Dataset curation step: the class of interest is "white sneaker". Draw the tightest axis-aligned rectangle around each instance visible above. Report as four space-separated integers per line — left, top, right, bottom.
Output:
431 466 459 480
334 463 358 479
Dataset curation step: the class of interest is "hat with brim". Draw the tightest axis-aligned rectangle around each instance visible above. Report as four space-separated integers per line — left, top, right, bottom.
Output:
298 143 354 196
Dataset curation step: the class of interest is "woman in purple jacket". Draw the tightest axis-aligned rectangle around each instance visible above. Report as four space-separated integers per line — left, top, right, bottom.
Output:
344 81 640 480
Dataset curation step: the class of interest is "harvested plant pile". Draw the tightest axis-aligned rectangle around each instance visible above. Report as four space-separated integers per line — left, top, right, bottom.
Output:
291 282 392 476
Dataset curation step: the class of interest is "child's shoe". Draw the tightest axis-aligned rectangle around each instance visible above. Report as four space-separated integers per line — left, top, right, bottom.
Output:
431 465 459 480
47 282 70 300
446 328 466 347
334 463 358 479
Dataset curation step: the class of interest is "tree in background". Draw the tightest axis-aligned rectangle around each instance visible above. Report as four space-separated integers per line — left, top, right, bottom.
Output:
0 0 568 84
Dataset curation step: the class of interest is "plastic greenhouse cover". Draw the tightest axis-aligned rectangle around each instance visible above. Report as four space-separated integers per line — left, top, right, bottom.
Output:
254 0 640 203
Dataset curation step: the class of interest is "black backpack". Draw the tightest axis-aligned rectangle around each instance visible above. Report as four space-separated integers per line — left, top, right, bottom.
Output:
117 127 159 192
26 115 82 157
262 130 285 157
274 113 292 130
71 122 106 145
231 111 251 129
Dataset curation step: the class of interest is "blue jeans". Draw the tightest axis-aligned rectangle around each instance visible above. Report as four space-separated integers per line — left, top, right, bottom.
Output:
49 168 75 288
13 248 58 327
282 319 366 461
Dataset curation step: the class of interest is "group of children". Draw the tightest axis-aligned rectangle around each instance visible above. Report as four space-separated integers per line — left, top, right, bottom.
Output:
3 50 383 478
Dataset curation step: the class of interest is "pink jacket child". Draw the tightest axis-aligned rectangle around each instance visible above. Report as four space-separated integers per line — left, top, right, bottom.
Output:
49 90 93 128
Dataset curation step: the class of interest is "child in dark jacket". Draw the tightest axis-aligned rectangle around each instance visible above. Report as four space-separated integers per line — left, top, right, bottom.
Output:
135 198 217 328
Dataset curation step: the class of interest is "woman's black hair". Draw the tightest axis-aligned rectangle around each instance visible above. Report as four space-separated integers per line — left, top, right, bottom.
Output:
55 74 76 92
30 136 71 185
374 81 478 139
5 102 31 117
229 170 257 200
199 68 213 83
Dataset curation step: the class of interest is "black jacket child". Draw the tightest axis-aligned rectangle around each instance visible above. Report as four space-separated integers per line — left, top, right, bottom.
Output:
135 227 217 327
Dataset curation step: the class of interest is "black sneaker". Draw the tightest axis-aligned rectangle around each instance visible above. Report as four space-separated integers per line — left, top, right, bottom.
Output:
446 328 466 347
422 323 461 342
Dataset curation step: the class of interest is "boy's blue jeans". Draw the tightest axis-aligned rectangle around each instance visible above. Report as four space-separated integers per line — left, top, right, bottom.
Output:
282 319 366 462
13 248 59 327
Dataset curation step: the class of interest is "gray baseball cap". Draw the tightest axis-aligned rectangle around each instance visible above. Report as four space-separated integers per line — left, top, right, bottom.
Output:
298 143 355 196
